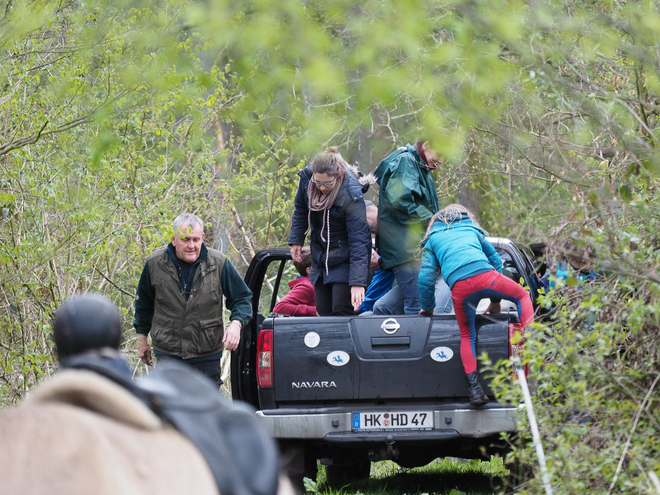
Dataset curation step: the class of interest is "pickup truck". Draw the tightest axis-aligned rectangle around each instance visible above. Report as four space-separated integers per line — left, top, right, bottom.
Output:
232 237 541 485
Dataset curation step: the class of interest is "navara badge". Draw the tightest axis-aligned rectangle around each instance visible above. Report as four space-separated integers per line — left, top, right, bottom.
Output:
381 318 400 335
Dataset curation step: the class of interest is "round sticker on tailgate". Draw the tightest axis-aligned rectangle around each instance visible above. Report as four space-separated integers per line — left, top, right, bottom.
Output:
304 332 320 348
327 351 350 366
431 346 454 362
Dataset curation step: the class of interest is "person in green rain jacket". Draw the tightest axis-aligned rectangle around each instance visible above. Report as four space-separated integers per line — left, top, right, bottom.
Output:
373 141 440 314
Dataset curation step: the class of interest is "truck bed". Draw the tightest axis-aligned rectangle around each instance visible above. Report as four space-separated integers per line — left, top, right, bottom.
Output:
261 313 513 406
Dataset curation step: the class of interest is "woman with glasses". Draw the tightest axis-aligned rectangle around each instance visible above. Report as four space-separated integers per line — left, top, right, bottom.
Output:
289 147 372 316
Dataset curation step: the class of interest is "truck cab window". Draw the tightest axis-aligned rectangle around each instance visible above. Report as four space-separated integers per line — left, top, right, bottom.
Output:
258 259 301 316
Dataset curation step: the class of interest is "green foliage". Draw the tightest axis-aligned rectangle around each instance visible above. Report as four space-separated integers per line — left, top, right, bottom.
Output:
307 458 507 494
2 0 660 491
180 0 660 243
0 0 243 401
492 183 660 492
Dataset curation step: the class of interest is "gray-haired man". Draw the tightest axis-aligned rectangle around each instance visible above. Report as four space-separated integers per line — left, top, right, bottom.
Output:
134 213 252 386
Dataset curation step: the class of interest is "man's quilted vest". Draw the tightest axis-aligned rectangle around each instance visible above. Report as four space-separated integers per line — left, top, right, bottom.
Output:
147 246 226 359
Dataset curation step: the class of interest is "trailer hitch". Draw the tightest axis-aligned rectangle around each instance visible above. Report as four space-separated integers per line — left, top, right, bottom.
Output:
368 435 399 461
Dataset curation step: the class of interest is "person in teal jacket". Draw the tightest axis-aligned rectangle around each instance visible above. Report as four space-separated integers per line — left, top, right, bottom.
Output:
373 141 440 314
418 204 534 406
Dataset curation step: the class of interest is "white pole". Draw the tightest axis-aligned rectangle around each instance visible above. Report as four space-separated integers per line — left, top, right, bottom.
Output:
516 364 553 495
649 471 660 494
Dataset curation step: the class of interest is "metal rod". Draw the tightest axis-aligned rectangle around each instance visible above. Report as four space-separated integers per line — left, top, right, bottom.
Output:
516 366 553 495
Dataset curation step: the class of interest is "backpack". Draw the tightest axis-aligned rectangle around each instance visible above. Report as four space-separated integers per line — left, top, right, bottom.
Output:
62 354 280 495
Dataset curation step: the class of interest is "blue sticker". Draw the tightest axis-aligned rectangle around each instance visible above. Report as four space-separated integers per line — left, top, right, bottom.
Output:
327 351 350 366
431 346 454 362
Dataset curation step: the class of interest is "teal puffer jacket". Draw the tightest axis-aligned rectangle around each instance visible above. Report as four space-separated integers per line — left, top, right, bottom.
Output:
418 214 502 311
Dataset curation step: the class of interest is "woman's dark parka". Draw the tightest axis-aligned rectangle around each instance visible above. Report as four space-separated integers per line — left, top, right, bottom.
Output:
288 165 371 288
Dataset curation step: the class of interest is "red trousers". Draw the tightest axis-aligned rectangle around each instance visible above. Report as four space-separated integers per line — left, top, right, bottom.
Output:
451 270 534 374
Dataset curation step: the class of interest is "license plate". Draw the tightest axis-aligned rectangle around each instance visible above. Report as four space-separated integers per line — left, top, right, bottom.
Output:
352 411 434 431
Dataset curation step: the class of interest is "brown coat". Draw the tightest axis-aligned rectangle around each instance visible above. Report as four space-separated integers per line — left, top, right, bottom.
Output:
0 370 219 495
0 370 296 495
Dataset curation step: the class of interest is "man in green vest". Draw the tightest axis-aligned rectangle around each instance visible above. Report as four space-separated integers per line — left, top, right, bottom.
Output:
133 213 252 387
373 141 441 314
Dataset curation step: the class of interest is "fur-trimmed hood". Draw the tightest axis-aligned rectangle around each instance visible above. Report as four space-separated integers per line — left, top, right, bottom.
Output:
345 163 377 193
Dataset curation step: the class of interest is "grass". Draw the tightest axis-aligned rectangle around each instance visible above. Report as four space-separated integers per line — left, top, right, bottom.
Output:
304 457 510 495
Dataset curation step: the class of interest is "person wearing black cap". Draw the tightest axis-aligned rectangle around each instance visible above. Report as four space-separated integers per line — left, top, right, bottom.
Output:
53 292 132 377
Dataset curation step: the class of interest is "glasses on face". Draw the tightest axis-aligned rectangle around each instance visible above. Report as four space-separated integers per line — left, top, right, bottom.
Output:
311 176 336 187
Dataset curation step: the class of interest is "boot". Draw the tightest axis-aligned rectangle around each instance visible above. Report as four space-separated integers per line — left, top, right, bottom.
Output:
465 371 489 406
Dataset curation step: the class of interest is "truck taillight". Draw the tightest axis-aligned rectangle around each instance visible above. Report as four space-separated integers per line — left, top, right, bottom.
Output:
509 323 529 378
257 329 273 389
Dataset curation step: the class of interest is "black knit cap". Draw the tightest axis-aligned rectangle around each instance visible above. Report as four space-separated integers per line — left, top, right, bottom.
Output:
53 293 122 361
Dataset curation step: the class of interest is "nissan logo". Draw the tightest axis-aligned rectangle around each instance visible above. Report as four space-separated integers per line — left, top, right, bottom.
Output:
381 318 400 335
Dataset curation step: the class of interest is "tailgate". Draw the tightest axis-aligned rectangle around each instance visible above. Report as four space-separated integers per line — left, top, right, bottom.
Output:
271 314 510 403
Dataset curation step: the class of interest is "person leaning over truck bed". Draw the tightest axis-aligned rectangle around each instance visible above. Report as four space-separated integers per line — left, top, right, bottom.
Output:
273 246 317 316
418 204 534 406
289 147 372 316
373 140 441 314
133 213 252 387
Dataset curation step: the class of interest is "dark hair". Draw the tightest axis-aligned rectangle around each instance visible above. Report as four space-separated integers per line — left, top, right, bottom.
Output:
293 246 312 276
310 146 344 176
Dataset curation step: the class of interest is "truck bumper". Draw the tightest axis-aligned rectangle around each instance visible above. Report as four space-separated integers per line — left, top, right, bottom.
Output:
256 404 519 442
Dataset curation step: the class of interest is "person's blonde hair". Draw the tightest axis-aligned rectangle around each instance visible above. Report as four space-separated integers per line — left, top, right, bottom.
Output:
425 204 485 236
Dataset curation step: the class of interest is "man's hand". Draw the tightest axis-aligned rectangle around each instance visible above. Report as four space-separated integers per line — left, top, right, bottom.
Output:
290 245 302 263
223 320 242 352
419 308 434 316
137 334 153 366
485 301 501 314
350 286 365 312
369 250 380 271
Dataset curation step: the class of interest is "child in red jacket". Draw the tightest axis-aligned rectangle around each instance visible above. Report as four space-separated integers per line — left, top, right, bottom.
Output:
273 247 317 316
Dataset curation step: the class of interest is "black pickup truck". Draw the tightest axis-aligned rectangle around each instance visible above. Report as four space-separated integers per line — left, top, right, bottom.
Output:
232 237 541 485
